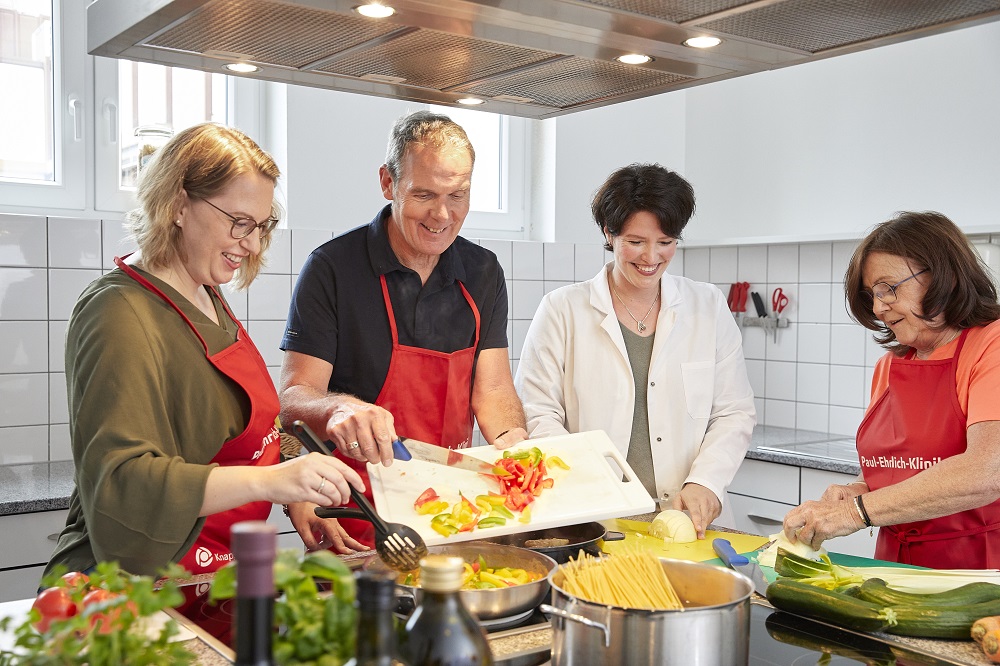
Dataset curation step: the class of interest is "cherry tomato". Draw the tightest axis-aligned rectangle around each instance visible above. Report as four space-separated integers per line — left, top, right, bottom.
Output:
60 571 90 589
31 587 77 633
81 589 137 634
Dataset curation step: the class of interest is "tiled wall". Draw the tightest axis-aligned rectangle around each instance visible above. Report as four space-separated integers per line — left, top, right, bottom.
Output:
2 211 890 465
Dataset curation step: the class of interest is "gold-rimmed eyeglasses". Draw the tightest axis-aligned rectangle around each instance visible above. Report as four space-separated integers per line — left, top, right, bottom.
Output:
862 268 929 305
196 197 279 239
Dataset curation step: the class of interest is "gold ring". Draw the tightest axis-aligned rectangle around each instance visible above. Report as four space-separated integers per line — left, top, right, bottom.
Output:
349 441 360 450
316 477 327 493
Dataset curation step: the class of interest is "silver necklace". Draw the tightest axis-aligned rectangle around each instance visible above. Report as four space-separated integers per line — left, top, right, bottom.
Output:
610 279 659 333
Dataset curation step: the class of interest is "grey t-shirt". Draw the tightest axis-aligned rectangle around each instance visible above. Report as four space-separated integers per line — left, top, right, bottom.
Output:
621 323 657 499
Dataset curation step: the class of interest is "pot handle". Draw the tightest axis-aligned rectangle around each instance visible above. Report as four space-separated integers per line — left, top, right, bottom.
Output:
603 530 625 542
539 604 611 647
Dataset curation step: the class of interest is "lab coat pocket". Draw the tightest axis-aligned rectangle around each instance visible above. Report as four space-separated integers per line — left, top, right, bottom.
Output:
680 360 715 419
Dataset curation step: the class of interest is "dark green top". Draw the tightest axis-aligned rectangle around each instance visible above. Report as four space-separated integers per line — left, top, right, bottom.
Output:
621 323 657 499
44 266 250 578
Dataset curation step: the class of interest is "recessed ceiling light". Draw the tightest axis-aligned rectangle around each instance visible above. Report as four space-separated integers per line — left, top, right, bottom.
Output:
457 97 485 105
354 3 395 18
683 36 722 49
616 53 652 65
223 63 260 73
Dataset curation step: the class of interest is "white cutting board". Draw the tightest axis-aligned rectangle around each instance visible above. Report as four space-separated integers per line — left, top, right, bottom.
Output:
368 430 656 547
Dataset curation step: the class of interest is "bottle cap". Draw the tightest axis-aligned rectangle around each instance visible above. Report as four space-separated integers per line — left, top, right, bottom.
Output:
231 521 277 597
418 555 465 593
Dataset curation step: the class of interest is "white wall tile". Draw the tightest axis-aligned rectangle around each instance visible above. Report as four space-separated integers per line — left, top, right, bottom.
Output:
102 219 136 269
763 399 796 428
767 244 799 283
574 243 605 281
480 239 513 278
666 247 683 276
765 361 797 401
48 217 101 269
796 363 830 404
48 269 101 320
766 321 797 361
0 268 48 320
863 366 875 408
220 283 249 322
831 241 858 282
49 372 68 423
0 215 46 268
0 374 48 427
267 366 281 388
511 319 532 360
511 280 545 320
797 283 832 324
797 324 831 364
544 281 572 294
543 242 575 281
50 424 71 462
0 322 48 373
744 359 765 397
0 425 49 464
246 320 287 367
799 243 833 283
683 248 710 282
865 334 886 367
710 246 738 284
262 229 292 274
247 274 292 320
830 365 865 408
49 320 67 373
829 406 864 436
291 229 333 273
829 324 867 366
737 245 767 283
796 403 830 432
511 241 543 280
741 323 766 360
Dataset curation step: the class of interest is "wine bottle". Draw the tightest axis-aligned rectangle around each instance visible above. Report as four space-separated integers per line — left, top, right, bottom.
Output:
402 555 494 666
347 570 411 666
231 520 277 666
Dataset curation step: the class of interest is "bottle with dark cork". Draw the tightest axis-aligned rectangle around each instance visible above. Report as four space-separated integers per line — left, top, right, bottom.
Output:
231 521 277 666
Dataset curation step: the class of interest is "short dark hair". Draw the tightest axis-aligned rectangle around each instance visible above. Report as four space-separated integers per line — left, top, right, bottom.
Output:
384 110 475 182
592 163 695 251
844 211 1000 355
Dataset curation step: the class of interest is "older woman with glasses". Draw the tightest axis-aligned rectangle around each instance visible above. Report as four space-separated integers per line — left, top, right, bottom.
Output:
783 211 1000 568
43 123 363 579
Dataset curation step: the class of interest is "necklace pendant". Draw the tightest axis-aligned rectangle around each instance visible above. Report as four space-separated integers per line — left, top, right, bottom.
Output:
637 321 646 333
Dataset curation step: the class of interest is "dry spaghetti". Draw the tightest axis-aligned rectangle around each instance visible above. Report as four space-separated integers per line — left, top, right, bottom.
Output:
559 548 684 610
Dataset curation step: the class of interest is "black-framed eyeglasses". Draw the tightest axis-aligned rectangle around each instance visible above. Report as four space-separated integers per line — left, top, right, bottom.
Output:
862 268 929 305
197 197 279 239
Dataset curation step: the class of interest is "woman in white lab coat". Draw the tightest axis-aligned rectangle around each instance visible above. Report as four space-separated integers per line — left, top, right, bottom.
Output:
514 163 755 538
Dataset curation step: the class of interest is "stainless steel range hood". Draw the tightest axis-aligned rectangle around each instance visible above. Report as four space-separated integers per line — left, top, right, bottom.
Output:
87 0 1000 119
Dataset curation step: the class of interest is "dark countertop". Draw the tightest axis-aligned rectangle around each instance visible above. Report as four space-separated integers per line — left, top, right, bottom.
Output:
0 426 860 517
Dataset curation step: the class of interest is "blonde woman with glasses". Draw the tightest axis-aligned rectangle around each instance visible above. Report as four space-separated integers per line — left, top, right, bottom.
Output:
783 211 1000 568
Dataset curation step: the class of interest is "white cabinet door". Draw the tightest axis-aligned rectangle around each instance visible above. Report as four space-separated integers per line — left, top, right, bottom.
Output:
800 468 878 558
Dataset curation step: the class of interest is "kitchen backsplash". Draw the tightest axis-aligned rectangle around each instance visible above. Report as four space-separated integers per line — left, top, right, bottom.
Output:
0 212 920 464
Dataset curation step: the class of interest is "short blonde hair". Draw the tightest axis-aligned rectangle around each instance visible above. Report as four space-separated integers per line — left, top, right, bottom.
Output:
125 123 281 290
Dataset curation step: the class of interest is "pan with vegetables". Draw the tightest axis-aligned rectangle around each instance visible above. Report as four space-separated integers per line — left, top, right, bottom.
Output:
364 542 557 621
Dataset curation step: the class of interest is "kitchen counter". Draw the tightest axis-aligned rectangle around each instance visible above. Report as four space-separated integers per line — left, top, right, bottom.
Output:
0 427 859 517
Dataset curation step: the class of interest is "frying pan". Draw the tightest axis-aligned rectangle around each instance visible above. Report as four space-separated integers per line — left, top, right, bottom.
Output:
482 521 625 564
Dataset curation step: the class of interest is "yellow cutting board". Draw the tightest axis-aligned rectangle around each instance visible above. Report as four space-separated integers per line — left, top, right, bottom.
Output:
600 519 770 561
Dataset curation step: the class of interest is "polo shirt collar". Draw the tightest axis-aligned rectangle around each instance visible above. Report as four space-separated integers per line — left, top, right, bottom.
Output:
366 204 467 284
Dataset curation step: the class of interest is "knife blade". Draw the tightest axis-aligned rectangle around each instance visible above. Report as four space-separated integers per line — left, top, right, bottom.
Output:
713 538 770 596
391 437 498 475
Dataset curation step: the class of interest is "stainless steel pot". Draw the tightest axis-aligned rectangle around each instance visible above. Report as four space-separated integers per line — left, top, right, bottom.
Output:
365 542 557 621
541 558 752 665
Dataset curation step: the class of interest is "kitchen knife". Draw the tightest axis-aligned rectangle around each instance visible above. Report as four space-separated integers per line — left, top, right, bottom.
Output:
713 538 770 596
750 291 768 317
391 437 499 475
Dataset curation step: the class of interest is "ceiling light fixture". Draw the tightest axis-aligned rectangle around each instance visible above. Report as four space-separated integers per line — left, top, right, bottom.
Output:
354 3 395 18
616 53 652 65
223 62 260 73
457 97 485 105
683 36 722 49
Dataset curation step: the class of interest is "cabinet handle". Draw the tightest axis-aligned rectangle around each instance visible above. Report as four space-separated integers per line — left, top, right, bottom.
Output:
47 533 60 541
746 513 784 525
103 99 118 145
68 95 83 142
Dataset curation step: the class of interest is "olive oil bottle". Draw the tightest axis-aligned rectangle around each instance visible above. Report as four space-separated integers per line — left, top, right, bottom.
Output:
402 555 493 666
348 570 411 666
231 521 277 666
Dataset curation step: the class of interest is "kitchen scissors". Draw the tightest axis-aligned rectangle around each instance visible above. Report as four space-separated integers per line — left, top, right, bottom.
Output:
771 288 789 316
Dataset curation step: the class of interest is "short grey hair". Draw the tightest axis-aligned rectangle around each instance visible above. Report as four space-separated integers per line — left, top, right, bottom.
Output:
384 110 476 181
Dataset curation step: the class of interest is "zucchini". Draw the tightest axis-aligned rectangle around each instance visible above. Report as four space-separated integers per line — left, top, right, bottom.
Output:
766 578 890 633
857 577 1000 608
885 599 1000 639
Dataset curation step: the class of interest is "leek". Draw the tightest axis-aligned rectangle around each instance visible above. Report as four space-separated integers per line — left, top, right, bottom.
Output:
774 548 1000 594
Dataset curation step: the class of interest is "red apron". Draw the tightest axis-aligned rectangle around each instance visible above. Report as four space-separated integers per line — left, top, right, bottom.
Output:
856 329 1000 568
336 274 480 547
115 257 281 574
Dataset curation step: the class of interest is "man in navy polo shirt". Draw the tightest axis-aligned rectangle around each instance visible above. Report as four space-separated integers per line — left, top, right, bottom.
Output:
279 111 528 552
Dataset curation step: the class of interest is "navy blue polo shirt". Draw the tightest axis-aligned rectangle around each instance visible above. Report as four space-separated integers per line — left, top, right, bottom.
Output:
281 205 509 402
